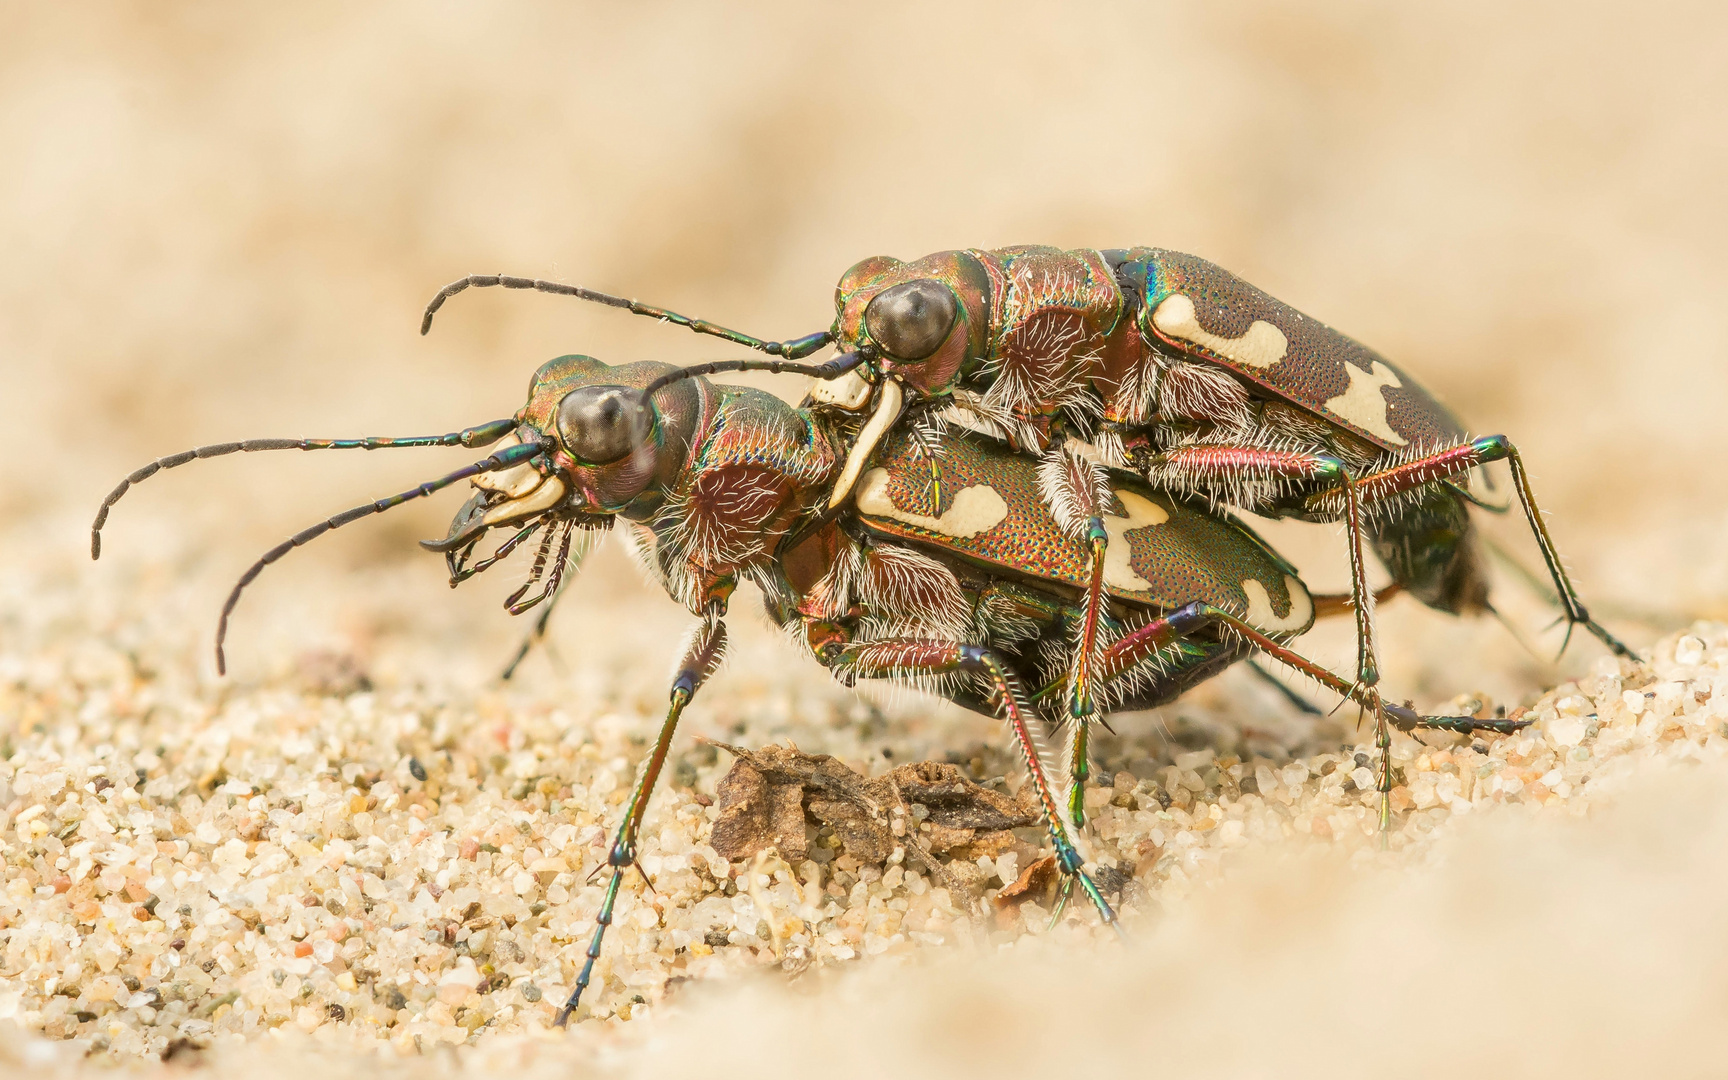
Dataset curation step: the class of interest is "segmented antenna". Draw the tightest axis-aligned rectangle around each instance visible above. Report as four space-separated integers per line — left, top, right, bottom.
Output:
420 273 834 360
615 350 871 484
635 350 868 409
214 440 546 675
91 419 518 559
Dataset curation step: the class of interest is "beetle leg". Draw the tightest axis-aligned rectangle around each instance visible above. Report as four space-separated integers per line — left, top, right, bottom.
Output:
499 578 569 681
1306 435 1637 660
556 608 727 1027
1331 468 1396 833
1146 446 1388 815
1244 658 1324 716
825 637 1123 935
1036 443 1115 826
1064 602 1522 821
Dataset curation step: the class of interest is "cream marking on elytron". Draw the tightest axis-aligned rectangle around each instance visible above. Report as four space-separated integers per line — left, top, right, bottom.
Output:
1151 293 1289 369
1241 575 1314 633
854 468 1009 539
1100 489 1170 592
1321 359 1407 446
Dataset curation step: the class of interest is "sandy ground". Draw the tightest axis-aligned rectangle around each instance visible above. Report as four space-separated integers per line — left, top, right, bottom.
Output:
3 2 1728 1076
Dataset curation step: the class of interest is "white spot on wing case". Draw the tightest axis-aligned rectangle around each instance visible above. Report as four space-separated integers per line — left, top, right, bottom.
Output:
1152 293 1289 369
1100 489 1169 592
854 469 1009 539
1321 360 1407 446
1241 575 1313 633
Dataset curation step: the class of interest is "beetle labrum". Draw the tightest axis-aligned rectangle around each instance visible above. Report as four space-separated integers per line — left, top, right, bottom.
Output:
420 249 1635 830
91 350 1524 1022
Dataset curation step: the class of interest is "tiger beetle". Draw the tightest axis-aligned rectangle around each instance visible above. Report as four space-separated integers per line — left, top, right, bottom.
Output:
421 252 1636 834
94 344 1527 1022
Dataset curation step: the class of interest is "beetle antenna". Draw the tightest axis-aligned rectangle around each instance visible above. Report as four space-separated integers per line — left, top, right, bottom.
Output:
420 273 835 360
92 418 518 560
214 440 545 675
619 351 871 482
635 350 868 407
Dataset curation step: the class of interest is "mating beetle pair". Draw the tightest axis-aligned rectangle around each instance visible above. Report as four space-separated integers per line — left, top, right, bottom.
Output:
95 245 1626 1022
424 246 1633 833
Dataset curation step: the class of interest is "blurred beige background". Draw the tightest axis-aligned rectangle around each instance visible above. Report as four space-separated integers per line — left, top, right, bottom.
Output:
3 0 1726 693
4 5 1728 1073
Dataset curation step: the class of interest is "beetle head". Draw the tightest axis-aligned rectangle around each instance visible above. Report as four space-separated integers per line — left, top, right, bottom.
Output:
833 251 992 399
425 355 705 558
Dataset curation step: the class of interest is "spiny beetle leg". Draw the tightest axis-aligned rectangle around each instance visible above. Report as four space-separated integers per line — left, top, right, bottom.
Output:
556 611 727 1027
1147 445 1383 700
1082 602 1510 835
1066 721 1091 830
1244 659 1324 716
828 637 1123 936
1382 705 1535 737
1308 435 1638 661
1035 443 1114 827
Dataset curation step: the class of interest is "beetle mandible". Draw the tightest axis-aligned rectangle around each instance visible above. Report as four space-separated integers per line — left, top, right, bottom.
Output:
420 249 1636 831
91 350 1525 1022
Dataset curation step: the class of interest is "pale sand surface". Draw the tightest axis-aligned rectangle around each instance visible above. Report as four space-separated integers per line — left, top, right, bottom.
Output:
5 542 1728 1073
4 2 1728 1075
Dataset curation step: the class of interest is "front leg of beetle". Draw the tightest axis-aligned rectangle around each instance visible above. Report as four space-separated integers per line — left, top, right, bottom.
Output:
555 607 727 1026
823 636 1122 935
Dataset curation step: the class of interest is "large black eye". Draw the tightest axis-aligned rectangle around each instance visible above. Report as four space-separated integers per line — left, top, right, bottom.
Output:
555 385 642 464
863 279 958 361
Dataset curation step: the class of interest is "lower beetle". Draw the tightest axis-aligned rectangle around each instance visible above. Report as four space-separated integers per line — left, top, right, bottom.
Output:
93 354 1525 1022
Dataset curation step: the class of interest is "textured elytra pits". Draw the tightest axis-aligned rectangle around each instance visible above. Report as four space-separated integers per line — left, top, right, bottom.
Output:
4 545 1727 1061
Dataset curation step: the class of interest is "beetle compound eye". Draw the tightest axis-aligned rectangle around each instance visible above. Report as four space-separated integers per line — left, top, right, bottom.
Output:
863 279 958 361
555 385 639 464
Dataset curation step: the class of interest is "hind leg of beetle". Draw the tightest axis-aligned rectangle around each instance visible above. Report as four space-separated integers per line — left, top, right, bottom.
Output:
1078 603 1518 819
1147 447 1389 825
1331 472 1394 834
555 610 727 1026
1037 443 1113 827
825 636 1122 935
1245 659 1323 716
1310 435 1637 660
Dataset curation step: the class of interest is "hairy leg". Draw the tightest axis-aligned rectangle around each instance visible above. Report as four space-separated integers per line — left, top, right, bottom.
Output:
826 636 1122 932
555 608 727 1026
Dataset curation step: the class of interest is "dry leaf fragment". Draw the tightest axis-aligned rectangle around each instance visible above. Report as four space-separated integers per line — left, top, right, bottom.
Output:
992 854 1058 910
